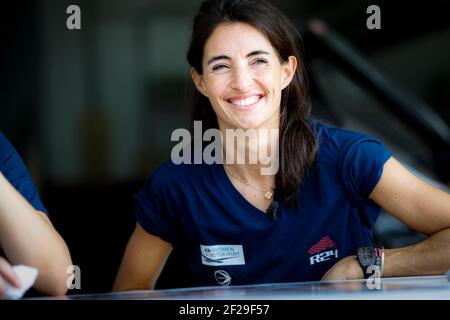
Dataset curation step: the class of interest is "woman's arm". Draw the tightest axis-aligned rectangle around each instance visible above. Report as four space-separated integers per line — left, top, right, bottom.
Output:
368 157 450 276
113 223 172 291
0 172 72 296
322 157 450 280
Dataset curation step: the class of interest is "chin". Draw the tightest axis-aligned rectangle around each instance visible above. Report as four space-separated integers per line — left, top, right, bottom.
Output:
235 119 263 130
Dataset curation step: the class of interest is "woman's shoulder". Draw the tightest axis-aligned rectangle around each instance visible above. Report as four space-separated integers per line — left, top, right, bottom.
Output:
0 131 14 156
310 119 381 150
144 160 208 190
0 131 24 170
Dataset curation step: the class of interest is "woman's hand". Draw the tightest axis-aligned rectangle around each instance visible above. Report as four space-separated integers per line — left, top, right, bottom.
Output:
0 257 21 299
321 255 363 281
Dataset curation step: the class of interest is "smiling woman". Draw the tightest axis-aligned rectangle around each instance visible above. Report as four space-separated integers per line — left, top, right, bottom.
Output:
113 0 450 292
191 22 296 131
187 0 316 208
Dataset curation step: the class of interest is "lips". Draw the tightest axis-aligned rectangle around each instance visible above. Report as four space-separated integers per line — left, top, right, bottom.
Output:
226 94 264 110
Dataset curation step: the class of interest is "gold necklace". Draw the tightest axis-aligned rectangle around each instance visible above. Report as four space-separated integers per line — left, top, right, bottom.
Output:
224 164 274 200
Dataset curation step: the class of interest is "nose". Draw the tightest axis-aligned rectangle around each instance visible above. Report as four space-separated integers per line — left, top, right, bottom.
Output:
230 65 252 91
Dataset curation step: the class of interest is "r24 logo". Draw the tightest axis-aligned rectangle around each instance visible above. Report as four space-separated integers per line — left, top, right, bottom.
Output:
309 250 338 265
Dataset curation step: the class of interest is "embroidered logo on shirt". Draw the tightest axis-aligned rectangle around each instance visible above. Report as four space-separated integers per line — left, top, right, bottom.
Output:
214 270 232 286
200 244 246 266
307 236 339 265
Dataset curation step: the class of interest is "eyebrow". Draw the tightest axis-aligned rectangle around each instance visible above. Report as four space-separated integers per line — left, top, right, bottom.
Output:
207 50 270 65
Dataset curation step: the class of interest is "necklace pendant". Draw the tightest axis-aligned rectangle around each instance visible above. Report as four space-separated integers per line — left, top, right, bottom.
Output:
264 190 273 200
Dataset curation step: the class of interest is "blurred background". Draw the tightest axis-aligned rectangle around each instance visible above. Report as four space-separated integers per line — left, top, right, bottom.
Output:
1 0 449 294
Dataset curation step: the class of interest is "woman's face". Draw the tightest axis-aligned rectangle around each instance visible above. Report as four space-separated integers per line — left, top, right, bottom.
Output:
192 22 297 130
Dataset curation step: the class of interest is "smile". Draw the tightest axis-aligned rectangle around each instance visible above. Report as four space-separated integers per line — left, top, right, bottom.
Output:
226 95 263 110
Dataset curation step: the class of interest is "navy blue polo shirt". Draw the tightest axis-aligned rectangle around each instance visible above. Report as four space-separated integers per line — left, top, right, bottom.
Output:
134 120 392 286
0 132 48 215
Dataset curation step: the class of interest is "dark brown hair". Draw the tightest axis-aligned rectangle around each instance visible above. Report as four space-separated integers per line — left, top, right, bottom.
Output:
187 0 317 207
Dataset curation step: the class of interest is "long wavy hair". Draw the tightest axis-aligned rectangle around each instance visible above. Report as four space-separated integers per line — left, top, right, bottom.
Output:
187 0 317 207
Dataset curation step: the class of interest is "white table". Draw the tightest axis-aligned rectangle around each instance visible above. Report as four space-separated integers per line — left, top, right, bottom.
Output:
33 275 450 300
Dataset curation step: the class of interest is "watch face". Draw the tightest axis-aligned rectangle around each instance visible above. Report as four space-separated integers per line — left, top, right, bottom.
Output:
357 247 375 267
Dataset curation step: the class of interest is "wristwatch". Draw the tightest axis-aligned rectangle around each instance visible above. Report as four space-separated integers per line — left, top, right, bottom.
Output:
356 247 383 279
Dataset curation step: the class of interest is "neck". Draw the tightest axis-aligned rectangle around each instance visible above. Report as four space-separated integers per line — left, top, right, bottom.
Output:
220 124 279 188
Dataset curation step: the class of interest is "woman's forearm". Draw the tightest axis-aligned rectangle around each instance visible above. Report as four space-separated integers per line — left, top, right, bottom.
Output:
0 172 72 295
384 227 450 277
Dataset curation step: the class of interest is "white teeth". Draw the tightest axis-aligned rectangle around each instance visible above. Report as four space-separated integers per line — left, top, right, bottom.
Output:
229 95 260 106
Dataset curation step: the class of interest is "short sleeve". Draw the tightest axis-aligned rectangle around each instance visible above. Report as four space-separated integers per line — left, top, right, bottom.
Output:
133 171 181 248
0 132 48 216
338 134 392 206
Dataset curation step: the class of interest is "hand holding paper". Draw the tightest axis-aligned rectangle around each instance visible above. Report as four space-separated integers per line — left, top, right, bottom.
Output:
0 261 38 300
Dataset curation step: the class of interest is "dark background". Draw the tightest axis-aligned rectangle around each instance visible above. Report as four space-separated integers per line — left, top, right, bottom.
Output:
1 0 449 294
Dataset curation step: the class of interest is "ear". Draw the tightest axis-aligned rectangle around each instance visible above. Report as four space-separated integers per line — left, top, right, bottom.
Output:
280 56 297 90
191 67 208 97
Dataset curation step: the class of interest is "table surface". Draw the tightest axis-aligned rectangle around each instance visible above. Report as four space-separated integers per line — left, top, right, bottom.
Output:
31 275 450 300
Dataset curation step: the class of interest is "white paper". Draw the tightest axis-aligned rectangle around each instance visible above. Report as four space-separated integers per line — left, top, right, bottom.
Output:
4 265 39 299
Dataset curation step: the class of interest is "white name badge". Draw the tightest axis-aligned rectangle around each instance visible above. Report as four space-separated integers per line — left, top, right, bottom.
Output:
200 244 246 266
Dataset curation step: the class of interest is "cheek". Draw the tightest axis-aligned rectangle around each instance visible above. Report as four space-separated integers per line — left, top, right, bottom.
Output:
205 77 229 100
259 76 282 95
256 68 283 91
204 80 229 115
